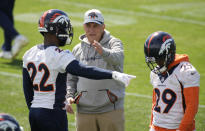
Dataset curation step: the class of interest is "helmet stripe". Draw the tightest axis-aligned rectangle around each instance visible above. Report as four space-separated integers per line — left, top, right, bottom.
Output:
50 13 62 22
39 10 50 27
163 35 171 42
147 32 159 56
147 34 155 56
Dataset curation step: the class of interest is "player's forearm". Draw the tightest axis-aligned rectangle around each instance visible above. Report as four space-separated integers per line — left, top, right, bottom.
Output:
179 107 197 131
66 60 112 79
178 87 199 130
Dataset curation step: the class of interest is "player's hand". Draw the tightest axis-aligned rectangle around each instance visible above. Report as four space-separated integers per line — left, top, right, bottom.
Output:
112 71 136 87
65 97 75 114
91 40 103 55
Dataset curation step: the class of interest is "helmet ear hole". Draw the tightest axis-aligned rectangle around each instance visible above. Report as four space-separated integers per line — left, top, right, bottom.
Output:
5 127 12 131
47 24 56 34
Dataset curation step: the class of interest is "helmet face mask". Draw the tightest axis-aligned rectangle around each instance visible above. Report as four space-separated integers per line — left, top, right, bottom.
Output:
144 31 176 75
146 55 168 74
38 9 73 46
55 22 73 46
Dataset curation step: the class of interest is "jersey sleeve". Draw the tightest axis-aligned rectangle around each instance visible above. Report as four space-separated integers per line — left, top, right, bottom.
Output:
22 56 27 68
178 87 199 130
22 68 34 109
56 50 76 73
22 48 30 68
66 60 112 79
179 62 200 88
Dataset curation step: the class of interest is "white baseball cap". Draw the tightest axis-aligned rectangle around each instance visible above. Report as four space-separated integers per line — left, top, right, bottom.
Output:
84 9 104 25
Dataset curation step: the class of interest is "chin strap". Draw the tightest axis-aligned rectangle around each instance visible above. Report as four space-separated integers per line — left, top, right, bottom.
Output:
159 66 167 74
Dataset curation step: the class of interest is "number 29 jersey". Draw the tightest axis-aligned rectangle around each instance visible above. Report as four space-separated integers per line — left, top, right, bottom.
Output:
23 44 76 109
150 59 200 129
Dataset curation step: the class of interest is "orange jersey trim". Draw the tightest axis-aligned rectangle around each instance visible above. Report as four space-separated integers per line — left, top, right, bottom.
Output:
150 90 156 127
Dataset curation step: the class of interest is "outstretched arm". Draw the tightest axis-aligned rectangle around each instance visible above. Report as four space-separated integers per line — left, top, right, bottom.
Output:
66 60 112 79
66 60 135 87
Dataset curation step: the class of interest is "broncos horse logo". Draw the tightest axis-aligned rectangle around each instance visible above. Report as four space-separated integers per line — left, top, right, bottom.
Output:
88 12 98 19
50 13 69 26
159 38 173 55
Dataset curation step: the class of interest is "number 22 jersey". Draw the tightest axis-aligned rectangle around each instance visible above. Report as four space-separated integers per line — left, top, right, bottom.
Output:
23 44 76 109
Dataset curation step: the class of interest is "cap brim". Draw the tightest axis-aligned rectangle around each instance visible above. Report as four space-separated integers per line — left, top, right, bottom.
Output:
83 20 103 25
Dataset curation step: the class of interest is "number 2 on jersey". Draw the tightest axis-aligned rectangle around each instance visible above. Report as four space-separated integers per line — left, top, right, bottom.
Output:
27 62 54 92
154 88 176 113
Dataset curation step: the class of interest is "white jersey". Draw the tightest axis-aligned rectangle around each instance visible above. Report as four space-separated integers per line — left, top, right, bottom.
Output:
150 61 200 129
23 44 75 109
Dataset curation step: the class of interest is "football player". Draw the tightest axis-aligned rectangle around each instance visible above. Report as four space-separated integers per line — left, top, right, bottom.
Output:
22 9 135 131
144 31 200 131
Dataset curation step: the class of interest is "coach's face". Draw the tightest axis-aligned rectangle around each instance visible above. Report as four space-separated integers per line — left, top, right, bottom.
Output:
84 22 105 44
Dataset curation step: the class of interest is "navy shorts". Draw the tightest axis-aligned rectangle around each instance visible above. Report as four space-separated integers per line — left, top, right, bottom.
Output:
29 108 68 131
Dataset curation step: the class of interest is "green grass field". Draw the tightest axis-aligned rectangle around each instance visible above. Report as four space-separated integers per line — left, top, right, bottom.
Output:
0 0 205 130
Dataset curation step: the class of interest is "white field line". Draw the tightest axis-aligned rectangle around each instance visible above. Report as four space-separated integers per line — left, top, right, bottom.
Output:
126 92 152 99
182 8 205 18
126 92 205 109
0 71 205 108
139 2 205 12
15 12 136 26
0 71 21 78
40 0 205 26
